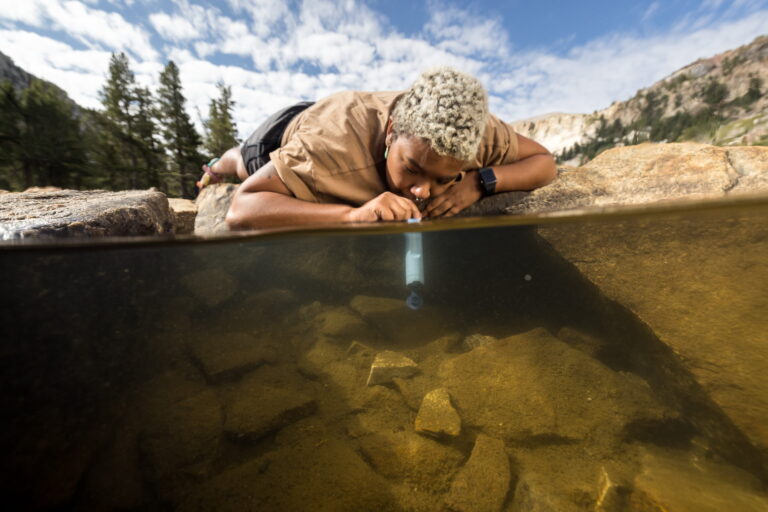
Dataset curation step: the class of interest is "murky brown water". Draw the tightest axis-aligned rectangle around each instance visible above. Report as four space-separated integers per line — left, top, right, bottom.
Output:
1 198 768 511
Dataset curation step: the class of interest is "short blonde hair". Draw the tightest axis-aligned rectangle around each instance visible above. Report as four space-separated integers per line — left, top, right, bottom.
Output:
392 67 489 162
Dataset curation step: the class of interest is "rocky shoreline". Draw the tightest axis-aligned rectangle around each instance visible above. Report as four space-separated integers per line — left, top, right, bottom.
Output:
1 143 766 239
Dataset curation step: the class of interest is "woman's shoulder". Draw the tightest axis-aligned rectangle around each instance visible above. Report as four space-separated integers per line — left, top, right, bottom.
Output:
307 90 404 118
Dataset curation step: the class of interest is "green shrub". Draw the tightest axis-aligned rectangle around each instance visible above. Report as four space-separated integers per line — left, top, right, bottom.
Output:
730 77 763 109
702 80 729 107
664 73 690 92
722 55 746 75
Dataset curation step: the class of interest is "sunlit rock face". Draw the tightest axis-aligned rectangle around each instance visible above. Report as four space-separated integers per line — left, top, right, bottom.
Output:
469 143 768 217
511 35 768 160
0 188 175 239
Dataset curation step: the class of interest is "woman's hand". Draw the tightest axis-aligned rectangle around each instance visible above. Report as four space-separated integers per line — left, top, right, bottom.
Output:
346 192 421 222
424 171 483 218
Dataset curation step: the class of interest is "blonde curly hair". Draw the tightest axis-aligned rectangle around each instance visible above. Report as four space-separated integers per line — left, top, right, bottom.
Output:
392 67 489 162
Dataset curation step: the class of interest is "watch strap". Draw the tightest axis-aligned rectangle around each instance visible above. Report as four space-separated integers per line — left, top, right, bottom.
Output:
478 167 497 196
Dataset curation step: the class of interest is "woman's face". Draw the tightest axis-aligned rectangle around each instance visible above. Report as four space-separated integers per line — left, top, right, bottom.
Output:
385 134 465 208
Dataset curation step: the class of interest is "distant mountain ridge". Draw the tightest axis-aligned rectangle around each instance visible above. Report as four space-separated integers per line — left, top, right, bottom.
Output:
512 35 768 164
0 51 82 111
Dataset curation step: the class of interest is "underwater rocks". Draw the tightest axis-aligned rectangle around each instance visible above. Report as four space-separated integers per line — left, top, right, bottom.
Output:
181 267 237 307
415 388 461 437
178 438 393 512
140 389 223 504
315 306 375 340
350 295 454 345
358 430 465 494
192 332 276 383
437 328 673 442
462 333 498 351
224 377 316 442
0 188 175 240
630 449 768 511
444 434 510 512
367 350 419 386
539 210 768 458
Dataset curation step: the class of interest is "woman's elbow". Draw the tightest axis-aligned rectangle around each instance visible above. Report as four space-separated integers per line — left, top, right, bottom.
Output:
225 194 252 230
225 208 244 230
542 154 557 186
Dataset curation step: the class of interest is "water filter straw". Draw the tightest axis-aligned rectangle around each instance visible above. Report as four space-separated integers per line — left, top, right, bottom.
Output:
405 229 424 310
405 231 424 285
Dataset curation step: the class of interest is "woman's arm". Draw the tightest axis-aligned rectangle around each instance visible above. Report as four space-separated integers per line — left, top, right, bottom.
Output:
493 133 557 192
226 162 420 229
424 133 556 217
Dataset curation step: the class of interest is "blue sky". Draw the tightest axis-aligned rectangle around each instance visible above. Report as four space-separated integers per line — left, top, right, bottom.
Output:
1 0 766 138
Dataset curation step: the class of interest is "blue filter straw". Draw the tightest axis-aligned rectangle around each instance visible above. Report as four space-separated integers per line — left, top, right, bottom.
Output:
405 230 424 310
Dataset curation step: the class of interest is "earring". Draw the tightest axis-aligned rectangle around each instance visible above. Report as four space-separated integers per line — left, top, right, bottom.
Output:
384 146 389 159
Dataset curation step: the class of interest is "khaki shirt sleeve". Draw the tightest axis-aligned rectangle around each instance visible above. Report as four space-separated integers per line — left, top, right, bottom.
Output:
269 134 319 203
469 114 519 169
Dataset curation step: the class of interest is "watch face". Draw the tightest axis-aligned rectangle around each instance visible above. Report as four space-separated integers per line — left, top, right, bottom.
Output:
480 167 497 194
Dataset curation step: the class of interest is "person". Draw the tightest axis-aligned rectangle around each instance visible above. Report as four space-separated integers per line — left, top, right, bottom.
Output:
199 67 556 229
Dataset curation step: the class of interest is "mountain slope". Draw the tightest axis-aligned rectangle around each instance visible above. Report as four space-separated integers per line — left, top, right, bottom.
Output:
512 35 768 164
0 51 83 113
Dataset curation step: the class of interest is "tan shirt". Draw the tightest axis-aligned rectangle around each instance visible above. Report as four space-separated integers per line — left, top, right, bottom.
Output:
270 90 519 205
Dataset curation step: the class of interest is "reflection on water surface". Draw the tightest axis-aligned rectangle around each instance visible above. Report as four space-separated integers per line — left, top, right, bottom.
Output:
1 199 768 511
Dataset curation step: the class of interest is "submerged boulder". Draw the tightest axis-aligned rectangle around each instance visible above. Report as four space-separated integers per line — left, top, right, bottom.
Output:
224 382 316 442
191 332 277 383
367 350 419 386
178 438 392 512
437 328 674 442
539 206 768 458
357 430 465 493
414 388 461 437
139 389 223 505
444 434 510 512
630 449 768 511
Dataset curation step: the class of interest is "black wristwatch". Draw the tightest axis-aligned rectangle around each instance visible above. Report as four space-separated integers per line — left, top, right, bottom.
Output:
478 167 497 196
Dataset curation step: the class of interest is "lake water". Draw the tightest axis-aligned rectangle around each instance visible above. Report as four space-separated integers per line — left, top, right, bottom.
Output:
1 198 767 511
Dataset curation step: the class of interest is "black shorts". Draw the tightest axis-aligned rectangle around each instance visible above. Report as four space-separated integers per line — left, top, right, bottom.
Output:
240 101 314 176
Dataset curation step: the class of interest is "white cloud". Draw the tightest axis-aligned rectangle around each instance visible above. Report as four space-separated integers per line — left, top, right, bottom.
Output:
494 9 768 120
0 0 157 61
149 13 199 42
1 0 767 141
424 2 510 59
226 0 295 39
642 1 660 21
0 29 111 108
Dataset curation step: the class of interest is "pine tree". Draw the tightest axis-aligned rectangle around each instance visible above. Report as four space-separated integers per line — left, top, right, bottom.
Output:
0 79 87 190
100 53 136 130
157 61 202 198
133 86 165 190
98 52 165 191
98 52 139 189
204 82 239 159
0 81 23 189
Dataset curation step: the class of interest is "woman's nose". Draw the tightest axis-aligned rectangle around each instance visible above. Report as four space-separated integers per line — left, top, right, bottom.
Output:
411 183 430 199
